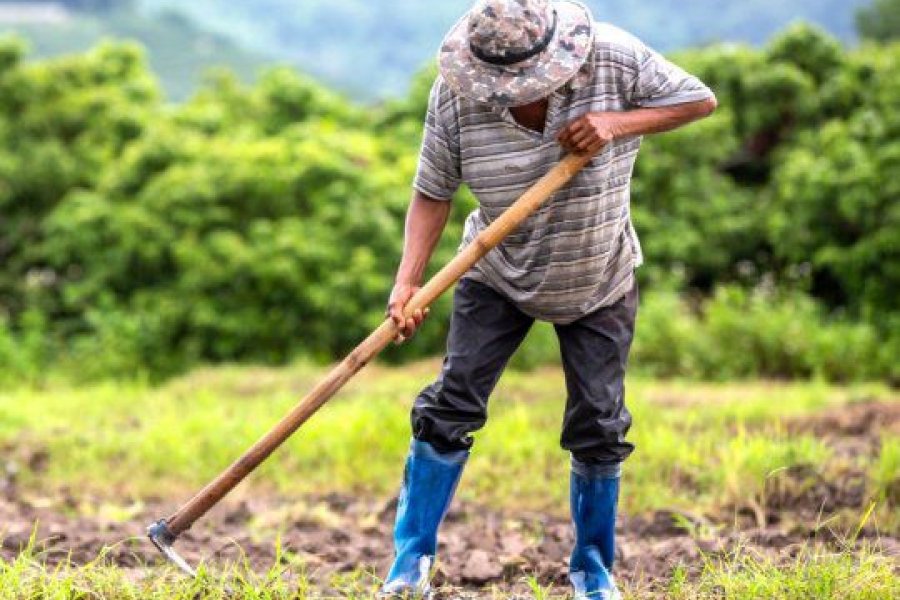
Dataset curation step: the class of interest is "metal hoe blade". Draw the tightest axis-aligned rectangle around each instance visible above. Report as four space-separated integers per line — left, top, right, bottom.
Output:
147 520 197 578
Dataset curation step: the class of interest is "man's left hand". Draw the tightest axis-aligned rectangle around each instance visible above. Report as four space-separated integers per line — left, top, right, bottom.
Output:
557 112 618 155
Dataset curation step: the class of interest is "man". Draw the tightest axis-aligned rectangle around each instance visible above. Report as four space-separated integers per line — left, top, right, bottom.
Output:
381 1 716 598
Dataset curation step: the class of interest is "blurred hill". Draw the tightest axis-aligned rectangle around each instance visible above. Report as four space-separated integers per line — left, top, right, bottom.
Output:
0 0 270 100
0 0 874 101
137 0 871 98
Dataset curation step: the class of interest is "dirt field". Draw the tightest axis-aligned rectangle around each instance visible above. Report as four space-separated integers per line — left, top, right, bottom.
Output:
2 401 897 597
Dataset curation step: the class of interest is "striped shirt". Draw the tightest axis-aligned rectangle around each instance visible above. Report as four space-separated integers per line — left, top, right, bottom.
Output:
414 23 714 323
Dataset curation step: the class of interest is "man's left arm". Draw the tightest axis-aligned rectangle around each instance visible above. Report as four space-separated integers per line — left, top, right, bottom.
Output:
560 37 718 155
558 98 717 155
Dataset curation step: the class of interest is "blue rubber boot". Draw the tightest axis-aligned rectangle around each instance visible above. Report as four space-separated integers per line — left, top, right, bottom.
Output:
569 459 622 600
380 439 469 598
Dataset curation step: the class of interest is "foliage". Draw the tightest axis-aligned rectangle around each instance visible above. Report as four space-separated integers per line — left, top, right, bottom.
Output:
635 26 898 318
857 0 900 41
631 287 893 382
0 38 157 329
0 28 897 382
507 285 894 382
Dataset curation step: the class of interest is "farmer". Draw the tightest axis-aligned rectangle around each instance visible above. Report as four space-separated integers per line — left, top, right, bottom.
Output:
381 1 716 598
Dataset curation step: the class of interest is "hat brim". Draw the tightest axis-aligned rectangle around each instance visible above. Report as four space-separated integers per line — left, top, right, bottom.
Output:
438 0 593 107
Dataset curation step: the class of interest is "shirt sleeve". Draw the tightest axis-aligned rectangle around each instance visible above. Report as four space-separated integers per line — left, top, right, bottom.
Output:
412 78 461 202
629 43 714 109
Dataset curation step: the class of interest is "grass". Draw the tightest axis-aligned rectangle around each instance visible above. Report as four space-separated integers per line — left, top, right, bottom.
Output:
0 546 374 599
0 362 897 598
664 544 900 600
1 542 896 599
872 436 900 505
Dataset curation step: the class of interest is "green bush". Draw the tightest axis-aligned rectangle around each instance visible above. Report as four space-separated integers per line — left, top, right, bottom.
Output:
505 285 890 384
0 310 50 386
631 286 887 382
0 30 896 383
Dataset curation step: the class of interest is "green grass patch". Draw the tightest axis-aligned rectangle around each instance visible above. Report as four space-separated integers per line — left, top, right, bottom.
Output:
1 541 896 599
0 363 894 520
872 436 900 504
665 544 900 600
0 365 897 597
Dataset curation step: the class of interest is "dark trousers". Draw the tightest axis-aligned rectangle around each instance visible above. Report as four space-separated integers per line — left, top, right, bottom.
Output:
412 278 638 466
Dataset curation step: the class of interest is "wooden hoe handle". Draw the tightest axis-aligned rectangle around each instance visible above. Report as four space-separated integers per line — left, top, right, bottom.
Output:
163 153 592 536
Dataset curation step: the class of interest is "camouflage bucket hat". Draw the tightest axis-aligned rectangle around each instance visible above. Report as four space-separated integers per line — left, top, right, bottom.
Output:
439 0 593 107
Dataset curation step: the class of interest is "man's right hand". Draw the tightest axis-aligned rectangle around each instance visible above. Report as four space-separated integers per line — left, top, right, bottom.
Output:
387 281 430 344
388 190 449 344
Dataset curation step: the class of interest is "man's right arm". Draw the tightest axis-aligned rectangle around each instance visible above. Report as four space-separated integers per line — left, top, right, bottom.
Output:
387 190 452 343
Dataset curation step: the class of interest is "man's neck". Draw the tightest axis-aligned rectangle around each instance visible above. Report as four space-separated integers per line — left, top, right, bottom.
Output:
509 99 549 133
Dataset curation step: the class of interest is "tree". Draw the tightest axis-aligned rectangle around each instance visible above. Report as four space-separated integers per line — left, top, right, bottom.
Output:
2 30 898 381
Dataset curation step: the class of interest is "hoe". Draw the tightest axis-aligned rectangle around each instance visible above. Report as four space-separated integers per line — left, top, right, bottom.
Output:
147 153 591 576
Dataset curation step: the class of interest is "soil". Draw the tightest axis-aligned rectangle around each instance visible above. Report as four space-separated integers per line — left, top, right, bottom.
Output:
786 398 900 441
1 401 897 598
